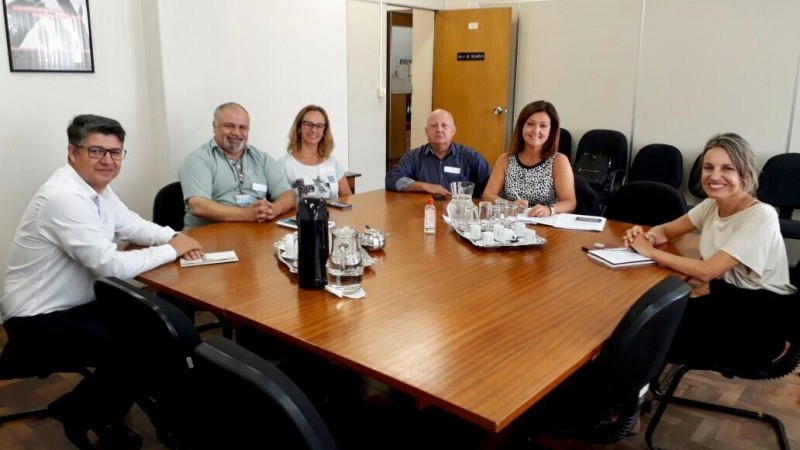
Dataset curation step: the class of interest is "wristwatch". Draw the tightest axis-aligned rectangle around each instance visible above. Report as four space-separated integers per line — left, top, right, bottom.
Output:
548 204 555 216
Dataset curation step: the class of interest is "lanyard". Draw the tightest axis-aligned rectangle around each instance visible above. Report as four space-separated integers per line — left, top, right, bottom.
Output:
226 156 245 193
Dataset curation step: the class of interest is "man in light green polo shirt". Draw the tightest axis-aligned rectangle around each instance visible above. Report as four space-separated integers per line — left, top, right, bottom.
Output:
180 102 295 229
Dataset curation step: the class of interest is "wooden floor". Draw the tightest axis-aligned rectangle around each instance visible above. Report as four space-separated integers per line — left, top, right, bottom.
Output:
1 320 798 450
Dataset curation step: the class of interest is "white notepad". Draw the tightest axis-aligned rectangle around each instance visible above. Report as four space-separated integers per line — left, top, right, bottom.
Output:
517 212 606 232
587 248 654 269
180 251 239 268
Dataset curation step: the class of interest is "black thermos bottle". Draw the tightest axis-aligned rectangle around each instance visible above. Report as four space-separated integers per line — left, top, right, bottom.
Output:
297 196 329 289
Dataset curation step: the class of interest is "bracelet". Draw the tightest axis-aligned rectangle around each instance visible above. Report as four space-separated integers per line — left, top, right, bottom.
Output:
644 231 657 243
549 204 555 216
172 232 180 239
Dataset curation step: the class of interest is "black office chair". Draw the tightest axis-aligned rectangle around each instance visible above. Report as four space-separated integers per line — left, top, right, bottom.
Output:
687 153 707 202
185 336 338 450
153 181 185 232
514 276 690 445
628 144 683 189
152 181 231 337
757 153 800 240
574 129 628 195
603 181 688 227
95 277 337 450
574 173 602 216
558 128 573 162
94 277 202 445
645 287 800 450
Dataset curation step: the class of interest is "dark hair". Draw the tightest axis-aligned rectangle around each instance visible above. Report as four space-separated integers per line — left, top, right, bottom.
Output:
509 100 560 157
67 114 126 146
701 132 759 195
287 104 334 158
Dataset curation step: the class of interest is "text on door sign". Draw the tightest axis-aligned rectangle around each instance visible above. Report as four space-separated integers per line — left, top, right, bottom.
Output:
457 52 485 61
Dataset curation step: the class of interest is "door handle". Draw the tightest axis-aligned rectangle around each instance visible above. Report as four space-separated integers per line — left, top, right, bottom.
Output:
492 107 507 115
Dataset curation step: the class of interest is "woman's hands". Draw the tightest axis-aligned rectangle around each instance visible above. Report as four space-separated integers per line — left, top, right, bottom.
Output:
526 203 551 217
622 225 657 256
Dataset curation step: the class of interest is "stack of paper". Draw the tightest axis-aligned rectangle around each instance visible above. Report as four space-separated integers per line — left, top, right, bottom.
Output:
516 212 606 232
587 248 654 269
180 251 239 268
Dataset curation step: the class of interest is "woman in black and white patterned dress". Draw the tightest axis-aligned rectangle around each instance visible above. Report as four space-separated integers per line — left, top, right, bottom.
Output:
482 101 576 217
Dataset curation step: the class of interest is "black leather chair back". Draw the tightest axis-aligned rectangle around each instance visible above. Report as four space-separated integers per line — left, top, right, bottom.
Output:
516 276 690 444
574 129 628 193
687 153 707 200
628 143 683 189
185 336 338 450
153 181 185 231
603 181 688 227
558 128 573 162
758 153 800 220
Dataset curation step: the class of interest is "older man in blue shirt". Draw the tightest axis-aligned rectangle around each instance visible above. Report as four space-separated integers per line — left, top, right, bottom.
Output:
385 109 490 198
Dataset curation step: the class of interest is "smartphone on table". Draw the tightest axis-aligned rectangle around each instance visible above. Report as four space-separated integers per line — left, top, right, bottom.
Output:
326 200 352 210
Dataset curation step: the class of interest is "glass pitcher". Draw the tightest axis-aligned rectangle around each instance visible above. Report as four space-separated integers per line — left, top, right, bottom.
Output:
326 226 363 293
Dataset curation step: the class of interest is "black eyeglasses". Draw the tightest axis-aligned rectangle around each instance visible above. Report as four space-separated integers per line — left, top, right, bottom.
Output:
301 121 327 131
77 145 127 161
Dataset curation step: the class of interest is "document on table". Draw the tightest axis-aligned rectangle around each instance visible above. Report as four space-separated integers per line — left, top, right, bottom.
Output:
180 251 238 268
516 212 606 231
587 248 654 269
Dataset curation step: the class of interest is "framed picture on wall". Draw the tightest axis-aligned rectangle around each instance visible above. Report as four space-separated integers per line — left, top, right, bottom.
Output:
3 0 94 72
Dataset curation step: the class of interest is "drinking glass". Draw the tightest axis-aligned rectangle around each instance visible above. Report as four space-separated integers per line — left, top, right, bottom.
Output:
478 201 492 221
488 205 503 221
504 203 519 220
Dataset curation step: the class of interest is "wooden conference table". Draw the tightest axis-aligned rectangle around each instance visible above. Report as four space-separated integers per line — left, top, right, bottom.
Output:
137 190 695 433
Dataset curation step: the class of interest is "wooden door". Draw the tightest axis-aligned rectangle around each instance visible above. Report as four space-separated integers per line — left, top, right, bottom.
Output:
433 8 512 167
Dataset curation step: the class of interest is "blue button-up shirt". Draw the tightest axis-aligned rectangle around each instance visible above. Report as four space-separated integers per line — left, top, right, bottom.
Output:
385 143 491 197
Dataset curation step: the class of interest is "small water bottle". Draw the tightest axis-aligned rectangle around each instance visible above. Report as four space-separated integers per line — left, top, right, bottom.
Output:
424 197 436 234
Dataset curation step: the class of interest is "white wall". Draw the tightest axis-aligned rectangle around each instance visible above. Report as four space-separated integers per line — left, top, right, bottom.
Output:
0 0 156 284
154 0 349 180
634 0 800 202
516 0 643 160
514 0 800 193
346 1 387 192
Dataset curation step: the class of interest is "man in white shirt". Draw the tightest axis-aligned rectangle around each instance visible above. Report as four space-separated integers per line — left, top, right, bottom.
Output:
1 114 203 449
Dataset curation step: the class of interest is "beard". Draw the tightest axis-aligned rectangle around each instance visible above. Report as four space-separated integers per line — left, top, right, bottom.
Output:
224 137 245 154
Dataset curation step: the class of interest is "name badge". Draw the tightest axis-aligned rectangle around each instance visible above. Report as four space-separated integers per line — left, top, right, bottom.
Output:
444 166 461 174
252 182 267 193
235 194 256 207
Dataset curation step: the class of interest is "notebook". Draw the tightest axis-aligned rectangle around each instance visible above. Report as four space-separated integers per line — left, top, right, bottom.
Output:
180 251 239 268
516 212 606 232
587 248 654 269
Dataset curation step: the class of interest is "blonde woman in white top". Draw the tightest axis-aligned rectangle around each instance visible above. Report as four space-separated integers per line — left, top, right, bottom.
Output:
278 105 351 199
623 132 796 366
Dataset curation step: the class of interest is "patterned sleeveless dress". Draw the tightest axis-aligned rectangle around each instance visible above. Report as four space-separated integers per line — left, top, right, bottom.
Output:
504 154 558 206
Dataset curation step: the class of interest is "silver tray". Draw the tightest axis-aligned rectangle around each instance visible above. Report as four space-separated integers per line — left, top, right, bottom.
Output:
274 240 376 274
444 216 546 248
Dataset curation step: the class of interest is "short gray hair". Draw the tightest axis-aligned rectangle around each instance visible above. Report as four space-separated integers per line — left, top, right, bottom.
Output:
213 102 249 124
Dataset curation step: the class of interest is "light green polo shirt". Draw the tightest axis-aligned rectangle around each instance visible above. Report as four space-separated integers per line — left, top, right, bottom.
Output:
180 139 291 229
